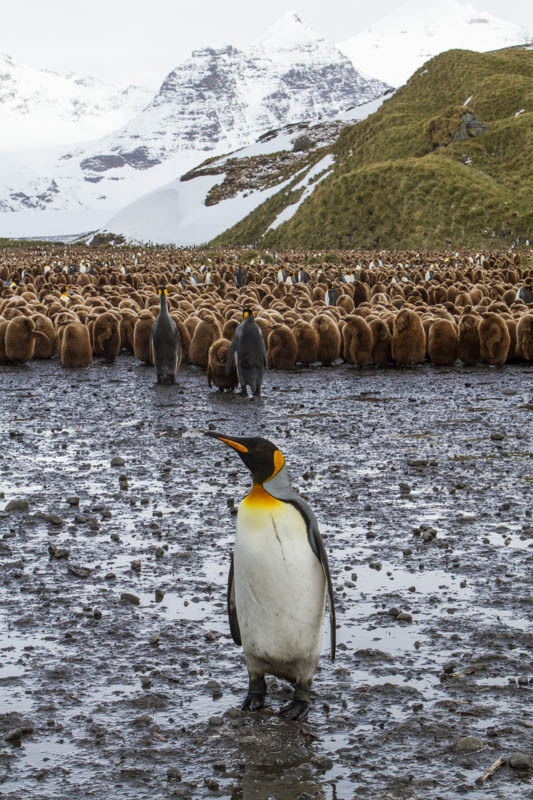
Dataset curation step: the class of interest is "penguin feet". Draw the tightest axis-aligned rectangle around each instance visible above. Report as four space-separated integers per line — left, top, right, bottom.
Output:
280 686 310 721
239 387 249 397
242 692 266 711
242 675 267 712
279 699 310 721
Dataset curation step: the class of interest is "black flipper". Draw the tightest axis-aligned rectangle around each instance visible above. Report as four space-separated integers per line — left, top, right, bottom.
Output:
225 339 237 375
227 554 241 646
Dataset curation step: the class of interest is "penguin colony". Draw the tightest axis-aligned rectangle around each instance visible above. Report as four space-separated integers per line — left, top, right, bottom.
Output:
0 246 532 375
1 244 531 717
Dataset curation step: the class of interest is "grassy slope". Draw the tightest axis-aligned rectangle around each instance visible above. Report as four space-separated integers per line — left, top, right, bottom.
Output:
211 47 533 249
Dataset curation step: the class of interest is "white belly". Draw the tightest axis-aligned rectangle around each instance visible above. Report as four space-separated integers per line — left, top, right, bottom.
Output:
235 495 326 683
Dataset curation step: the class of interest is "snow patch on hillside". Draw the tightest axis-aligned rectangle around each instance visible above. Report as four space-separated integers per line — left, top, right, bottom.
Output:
267 154 335 231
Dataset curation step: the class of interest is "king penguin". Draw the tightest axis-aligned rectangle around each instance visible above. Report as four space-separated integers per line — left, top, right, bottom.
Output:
150 285 181 384
205 432 336 720
225 309 266 397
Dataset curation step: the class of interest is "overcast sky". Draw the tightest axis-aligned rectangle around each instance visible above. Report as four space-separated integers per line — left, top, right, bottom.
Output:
3 0 533 87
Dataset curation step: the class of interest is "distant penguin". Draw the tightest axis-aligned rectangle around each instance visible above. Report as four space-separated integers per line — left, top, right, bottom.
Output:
293 319 319 366
342 316 374 367
205 432 335 720
517 282 533 304
427 319 458 366
151 286 182 383
369 318 392 366
311 314 341 365
234 267 248 288
225 309 266 397
5 316 47 364
516 314 533 361
93 311 121 363
31 313 56 359
207 338 238 391
267 324 298 370
222 318 240 341
325 285 339 306
59 323 93 368
0 319 9 362
457 315 481 366
189 313 221 368
391 309 426 366
133 312 155 365
352 280 370 307
479 312 510 365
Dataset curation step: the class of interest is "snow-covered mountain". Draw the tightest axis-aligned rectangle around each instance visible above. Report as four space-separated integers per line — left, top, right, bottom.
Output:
0 52 152 150
0 11 389 231
96 96 387 247
338 0 527 86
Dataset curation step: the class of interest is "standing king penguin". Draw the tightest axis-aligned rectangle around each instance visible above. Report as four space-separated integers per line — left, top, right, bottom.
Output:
151 286 182 384
225 309 266 397
205 432 336 720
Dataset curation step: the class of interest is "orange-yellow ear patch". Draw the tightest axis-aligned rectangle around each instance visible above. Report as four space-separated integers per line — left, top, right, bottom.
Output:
272 449 284 476
158 288 162 295
164 288 168 295
219 436 248 453
243 311 249 318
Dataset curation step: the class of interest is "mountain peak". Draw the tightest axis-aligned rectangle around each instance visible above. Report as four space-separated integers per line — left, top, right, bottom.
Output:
255 10 325 50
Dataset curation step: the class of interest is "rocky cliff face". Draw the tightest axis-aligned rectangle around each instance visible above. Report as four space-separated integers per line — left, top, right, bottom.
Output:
79 12 388 173
0 12 389 219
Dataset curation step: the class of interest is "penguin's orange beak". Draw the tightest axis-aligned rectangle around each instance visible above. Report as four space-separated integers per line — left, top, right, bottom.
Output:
205 432 249 453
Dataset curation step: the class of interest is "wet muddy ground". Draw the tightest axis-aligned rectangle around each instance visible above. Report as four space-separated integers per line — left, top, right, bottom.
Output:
0 357 532 799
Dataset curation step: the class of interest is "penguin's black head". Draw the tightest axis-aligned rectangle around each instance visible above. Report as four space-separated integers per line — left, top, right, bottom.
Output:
205 432 284 485
242 308 254 320
157 285 168 296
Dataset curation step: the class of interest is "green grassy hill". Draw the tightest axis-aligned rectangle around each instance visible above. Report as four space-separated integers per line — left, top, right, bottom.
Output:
211 46 533 250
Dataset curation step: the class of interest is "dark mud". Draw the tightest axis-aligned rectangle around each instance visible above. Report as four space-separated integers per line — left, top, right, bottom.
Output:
0 358 532 800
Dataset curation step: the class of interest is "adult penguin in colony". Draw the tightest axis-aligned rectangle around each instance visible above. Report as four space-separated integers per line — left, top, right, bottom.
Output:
151 286 181 384
517 281 533 305
225 309 266 397
325 285 339 306
205 432 336 720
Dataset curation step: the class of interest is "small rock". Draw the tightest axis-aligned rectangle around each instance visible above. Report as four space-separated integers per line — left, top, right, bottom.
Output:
5 499 29 513
48 543 70 560
454 736 485 753
66 496 80 506
167 767 182 781
149 633 160 645
120 592 140 606
68 565 91 578
155 588 165 602
111 456 125 467
397 612 413 623
509 752 532 770
208 716 224 727
131 560 142 573
490 432 505 441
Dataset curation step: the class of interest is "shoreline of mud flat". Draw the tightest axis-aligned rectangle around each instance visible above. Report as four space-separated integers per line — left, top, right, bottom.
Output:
0 245 532 800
